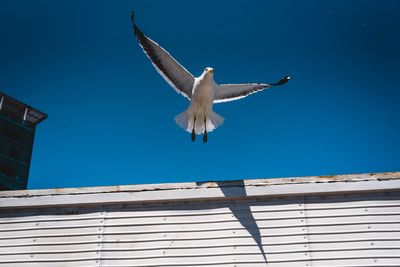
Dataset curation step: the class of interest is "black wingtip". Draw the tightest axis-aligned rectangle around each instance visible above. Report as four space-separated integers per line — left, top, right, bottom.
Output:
130 11 135 24
272 75 291 86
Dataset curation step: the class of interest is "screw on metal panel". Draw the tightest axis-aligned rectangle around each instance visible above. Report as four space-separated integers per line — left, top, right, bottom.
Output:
301 220 304 222
370 242 374 245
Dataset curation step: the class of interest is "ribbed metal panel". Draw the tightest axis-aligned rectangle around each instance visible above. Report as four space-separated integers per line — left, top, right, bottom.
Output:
0 173 400 266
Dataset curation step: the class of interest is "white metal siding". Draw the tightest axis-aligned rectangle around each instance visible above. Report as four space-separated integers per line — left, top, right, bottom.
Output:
0 173 400 266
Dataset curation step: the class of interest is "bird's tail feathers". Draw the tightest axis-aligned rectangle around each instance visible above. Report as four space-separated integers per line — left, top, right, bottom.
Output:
208 111 225 133
174 111 191 133
174 111 225 134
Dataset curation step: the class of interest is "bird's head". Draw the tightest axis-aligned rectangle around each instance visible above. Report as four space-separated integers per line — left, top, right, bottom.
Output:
203 67 214 76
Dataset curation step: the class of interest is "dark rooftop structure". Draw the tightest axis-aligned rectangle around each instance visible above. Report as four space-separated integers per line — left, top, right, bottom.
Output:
0 92 47 190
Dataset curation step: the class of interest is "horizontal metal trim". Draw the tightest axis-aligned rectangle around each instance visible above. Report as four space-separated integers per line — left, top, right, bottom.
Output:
0 153 28 167
2 255 399 265
2 211 400 232
1 220 399 240
1 173 399 209
0 225 396 242
0 133 31 149
0 257 398 266
0 246 399 257
1 231 399 246
1 238 400 250
1 202 400 225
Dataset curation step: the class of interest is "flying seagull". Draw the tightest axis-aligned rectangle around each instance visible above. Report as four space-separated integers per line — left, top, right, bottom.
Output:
130 12 290 143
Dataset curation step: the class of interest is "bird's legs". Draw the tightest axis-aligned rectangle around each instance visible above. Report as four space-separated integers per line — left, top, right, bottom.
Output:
203 117 208 143
191 117 196 142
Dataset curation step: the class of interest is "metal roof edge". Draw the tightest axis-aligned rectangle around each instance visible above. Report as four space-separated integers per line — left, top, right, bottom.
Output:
0 172 399 209
0 92 48 124
2 172 399 197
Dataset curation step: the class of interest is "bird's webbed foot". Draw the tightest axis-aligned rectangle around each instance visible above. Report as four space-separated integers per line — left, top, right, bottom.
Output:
191 116 196 142
203 117 208 143
203 131 208 143
191 129 196 142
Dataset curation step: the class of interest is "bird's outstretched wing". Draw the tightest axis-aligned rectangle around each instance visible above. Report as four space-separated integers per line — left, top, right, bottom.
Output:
214 76 290 103
131 12 194 100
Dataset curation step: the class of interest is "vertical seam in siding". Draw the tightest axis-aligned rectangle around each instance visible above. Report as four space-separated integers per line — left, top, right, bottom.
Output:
96 208 106 266
302 196 312 267
365 205 378 265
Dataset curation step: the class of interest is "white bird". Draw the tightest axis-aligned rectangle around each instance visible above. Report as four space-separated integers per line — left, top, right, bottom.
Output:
131 12 290 143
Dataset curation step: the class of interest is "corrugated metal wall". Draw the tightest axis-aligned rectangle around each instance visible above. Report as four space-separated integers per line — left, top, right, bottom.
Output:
0 188 399 266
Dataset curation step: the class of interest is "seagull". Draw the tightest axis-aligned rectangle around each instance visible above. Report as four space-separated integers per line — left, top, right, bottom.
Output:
130 12 290 143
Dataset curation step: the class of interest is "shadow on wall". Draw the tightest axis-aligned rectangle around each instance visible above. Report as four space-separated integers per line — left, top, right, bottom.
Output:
196 180 267 264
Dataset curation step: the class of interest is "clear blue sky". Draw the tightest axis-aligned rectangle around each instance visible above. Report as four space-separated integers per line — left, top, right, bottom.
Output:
1 0 399 189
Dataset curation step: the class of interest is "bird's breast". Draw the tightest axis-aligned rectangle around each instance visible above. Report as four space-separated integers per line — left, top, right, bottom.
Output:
189 80 215 113
192 78 215 98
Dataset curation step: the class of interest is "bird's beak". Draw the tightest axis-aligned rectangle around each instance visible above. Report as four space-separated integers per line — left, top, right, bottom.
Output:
209 68 214 74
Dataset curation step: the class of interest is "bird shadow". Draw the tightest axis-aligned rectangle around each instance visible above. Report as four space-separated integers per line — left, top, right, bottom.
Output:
196 180 268 264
